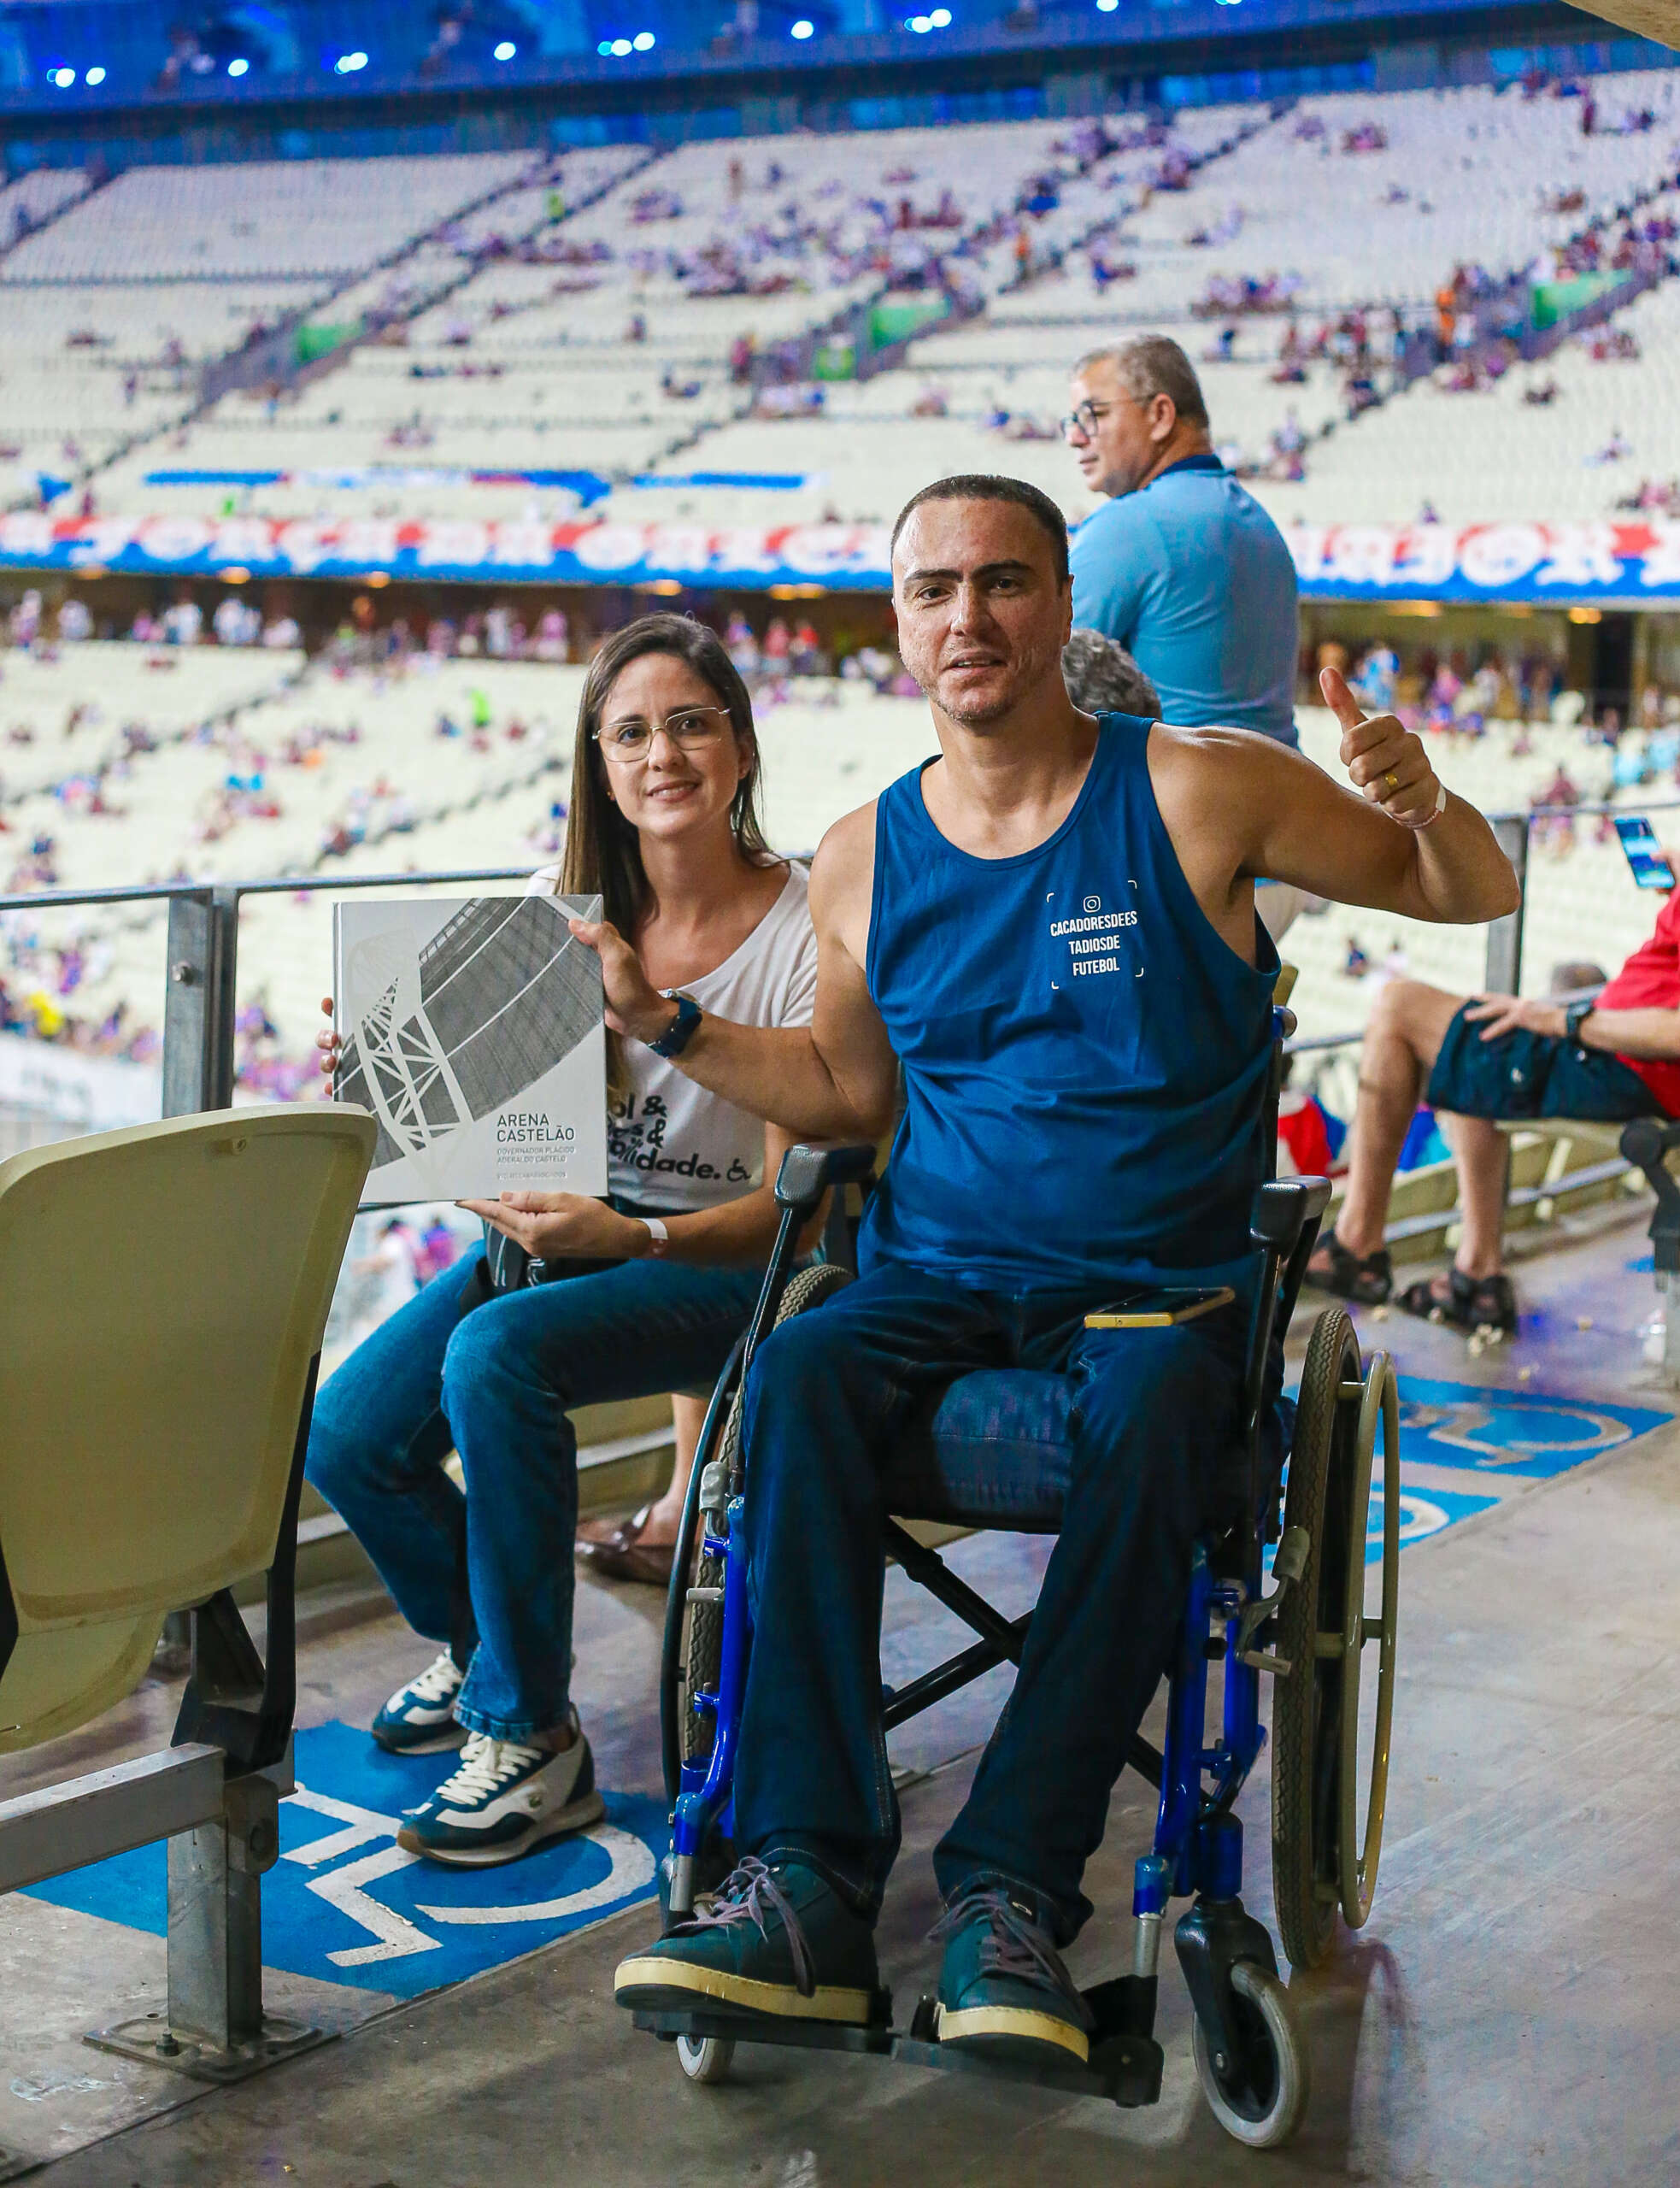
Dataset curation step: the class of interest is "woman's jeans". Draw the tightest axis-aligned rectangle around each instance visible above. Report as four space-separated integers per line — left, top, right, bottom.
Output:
306 1250 762 1741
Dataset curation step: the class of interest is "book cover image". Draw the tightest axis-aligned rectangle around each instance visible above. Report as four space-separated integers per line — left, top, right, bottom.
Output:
333 894 608 1206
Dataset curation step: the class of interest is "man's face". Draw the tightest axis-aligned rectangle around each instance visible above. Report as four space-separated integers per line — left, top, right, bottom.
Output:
1065 357 1174 498
891 497 1071 728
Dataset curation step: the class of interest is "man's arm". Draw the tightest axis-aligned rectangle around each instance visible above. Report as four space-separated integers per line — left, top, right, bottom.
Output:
1464 994 1680 1060
570 803 900 1141
1161 668 1521 928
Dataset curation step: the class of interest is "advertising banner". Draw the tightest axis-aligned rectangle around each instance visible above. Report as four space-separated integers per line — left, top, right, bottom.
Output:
6 510 1680 603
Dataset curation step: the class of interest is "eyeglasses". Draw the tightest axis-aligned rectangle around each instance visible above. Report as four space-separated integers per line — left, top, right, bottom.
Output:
1058 399 1113 442
593 705 733 761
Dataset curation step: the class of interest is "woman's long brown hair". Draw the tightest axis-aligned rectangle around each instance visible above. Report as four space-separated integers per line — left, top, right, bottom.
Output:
559 612 777 1097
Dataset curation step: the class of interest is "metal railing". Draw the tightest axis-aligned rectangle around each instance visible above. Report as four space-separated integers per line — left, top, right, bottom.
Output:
3 796 1677 1120
0 866 529 1125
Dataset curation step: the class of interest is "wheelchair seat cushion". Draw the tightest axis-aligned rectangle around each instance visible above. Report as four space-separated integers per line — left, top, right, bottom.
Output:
883 1369 1294 1536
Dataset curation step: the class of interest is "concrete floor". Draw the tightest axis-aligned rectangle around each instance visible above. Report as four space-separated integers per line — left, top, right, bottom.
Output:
8 1203 1680 2188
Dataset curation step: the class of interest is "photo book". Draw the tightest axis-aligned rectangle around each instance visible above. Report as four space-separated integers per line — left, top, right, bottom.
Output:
333 893 608 1207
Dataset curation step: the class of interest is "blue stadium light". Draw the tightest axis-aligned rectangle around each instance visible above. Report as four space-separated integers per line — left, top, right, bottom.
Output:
931 5 951 21
226 56 249 75
597 39 612 53
494 39 516 59
791 17 814 35
609 36 631 53
334 50 368 73
632 30 655 48
908 13 931 28
85 64 106 84
1096 0 1119 10
50 66 76 85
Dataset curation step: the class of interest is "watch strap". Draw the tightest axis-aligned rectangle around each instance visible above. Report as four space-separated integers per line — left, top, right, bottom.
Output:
647 991 702 1058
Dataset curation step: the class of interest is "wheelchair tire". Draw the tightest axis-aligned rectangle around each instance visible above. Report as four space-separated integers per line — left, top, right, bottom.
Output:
1270 1306 1362 1973
1190 1960 1310 2150
677 1262 855 1770
1338 1352 1401 1932
675 2032 736 2086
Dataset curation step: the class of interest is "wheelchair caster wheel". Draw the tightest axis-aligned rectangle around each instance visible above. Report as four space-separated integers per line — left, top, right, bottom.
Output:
1190 1962 1309 2150
676 2032 736 2086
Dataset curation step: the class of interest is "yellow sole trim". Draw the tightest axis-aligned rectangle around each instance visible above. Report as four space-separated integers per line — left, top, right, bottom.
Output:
936 2001 1090 2063
614 1956 875 2026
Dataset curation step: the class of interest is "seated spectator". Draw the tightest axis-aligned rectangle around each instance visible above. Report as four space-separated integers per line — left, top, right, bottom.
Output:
1307 897 1680 1333
305 615 819 1867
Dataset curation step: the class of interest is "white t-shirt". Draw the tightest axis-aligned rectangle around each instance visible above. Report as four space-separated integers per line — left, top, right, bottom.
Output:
526 861 818 1213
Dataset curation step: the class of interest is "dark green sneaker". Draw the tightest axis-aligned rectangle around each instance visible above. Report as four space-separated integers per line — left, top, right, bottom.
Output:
615 1856 883 2026
932 1885 1094 2067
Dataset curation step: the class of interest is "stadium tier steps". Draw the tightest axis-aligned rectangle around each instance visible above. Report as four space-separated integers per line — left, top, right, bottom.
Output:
1250 274 1680 526
0 168 95 256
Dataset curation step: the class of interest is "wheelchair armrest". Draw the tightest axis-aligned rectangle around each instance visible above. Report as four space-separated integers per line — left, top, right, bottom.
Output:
1248 1176 1332 1256
774 1142 877 1213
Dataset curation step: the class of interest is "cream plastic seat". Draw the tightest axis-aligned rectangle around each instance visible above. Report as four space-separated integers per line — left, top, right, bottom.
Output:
0 1103 373 1755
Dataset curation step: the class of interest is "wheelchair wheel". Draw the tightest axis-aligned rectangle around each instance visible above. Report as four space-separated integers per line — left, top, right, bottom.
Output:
1271 1306 1362 1973
1338 1353 1401 1931
675 2032 736 2086
1190 1961 1310 2149
677 1262 855 1769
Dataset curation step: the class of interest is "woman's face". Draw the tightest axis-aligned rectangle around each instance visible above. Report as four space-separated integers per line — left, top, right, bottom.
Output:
596 650 750 850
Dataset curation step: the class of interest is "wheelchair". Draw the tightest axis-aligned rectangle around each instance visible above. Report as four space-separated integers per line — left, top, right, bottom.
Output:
634 1015 1403 2151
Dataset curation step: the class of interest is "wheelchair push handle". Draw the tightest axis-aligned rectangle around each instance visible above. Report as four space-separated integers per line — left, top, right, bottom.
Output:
773 1142 877 1215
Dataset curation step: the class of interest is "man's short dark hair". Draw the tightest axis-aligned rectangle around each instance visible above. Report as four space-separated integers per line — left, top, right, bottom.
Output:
1060 627 1160 719
890 473 1071 587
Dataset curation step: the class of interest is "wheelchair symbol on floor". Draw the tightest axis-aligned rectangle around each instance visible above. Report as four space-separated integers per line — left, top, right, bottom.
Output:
1398 1395 1638 1467
281 1785 655 1970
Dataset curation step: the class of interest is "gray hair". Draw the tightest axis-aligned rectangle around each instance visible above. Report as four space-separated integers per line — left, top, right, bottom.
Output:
1072 332 1210 430
1061 628 1161 718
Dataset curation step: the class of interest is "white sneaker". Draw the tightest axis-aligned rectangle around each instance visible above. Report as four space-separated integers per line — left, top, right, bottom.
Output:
396 1720 605 1867
371 1650 468 1755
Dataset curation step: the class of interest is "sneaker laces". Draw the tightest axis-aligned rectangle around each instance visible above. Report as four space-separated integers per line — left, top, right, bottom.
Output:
676 1856 816 1999
931 1886 1094 2032
438 1731 545 1803
401 1651 463 1708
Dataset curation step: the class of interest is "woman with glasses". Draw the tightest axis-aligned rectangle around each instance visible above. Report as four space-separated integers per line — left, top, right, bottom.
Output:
305 613 819 1868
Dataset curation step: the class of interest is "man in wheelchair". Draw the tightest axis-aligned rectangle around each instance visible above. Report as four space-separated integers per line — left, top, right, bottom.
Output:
578 475 1518 2072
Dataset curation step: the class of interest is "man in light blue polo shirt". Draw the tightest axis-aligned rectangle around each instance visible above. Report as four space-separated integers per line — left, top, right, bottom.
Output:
1066 333 1304 932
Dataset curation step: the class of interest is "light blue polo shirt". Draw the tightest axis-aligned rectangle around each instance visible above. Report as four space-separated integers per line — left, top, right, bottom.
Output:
1069 454 1300 745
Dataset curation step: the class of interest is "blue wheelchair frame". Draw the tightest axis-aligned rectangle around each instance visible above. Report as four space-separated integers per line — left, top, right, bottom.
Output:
644 1013 1341 2114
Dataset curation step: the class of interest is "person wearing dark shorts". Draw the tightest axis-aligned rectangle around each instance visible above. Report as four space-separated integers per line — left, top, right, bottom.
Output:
1308 890 1680 1332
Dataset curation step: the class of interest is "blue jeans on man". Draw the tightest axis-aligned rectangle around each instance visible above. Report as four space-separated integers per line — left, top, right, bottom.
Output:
729 1256 1251 1942
306 1250 761 1740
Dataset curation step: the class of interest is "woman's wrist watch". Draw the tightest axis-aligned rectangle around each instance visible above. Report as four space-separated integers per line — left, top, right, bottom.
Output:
635 1215 670 1259
1565 999 1595 1048
647 991 703 1057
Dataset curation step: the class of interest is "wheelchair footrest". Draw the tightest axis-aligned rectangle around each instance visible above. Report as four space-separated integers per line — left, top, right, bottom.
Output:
631 2001 1165 2109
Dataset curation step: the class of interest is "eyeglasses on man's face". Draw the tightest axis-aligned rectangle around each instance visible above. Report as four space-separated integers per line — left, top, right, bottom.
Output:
593 705 733 761
1059 398 1115 443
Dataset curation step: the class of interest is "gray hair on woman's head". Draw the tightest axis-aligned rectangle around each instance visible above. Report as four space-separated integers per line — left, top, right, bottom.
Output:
1061 627 1161 719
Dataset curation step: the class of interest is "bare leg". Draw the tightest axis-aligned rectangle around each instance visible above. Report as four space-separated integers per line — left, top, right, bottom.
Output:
1438 1112 1508 1279
1334 980 1467 1257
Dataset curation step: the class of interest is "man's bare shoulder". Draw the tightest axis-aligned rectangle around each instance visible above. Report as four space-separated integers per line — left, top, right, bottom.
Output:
810 800 878 899
1149 721 1311 802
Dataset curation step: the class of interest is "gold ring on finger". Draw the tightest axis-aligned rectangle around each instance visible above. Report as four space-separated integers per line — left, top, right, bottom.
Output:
1383 770 1400 791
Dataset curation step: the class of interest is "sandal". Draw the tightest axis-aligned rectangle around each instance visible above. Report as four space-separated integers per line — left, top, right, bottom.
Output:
1304 1232 1393 1306
1396 1268 1518 1337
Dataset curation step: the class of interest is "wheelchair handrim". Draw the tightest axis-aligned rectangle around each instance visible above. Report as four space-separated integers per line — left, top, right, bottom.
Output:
1338 1351 1401 1930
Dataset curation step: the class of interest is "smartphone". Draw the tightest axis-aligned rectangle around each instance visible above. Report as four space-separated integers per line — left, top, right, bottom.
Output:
1084 1285 1237 1330
1614 815 1678 891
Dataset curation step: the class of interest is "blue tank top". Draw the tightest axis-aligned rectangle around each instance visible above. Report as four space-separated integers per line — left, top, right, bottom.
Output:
861 713 1278 1294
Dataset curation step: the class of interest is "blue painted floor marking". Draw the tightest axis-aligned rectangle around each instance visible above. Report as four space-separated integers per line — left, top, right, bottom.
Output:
1395 1378 1671 1480
23 1721 667 1999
